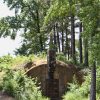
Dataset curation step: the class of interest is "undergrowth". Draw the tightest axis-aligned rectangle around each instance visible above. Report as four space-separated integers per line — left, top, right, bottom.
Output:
0 68 48 100
63 66 100 100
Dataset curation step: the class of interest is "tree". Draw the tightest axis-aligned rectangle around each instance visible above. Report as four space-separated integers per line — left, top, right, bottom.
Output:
44 0 77 62
56 23 61 52
0 0 49 54
78 0 100 99
90 62 96 100
84 37 89 66
79 22 83 63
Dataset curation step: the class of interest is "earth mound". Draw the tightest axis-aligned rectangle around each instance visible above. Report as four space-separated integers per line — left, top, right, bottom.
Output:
24 60 85 96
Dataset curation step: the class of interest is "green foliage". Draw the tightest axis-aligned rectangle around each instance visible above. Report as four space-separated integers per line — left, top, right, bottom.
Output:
37 52 46 59
0 0 99 62
0 54 48 100
78 0 100 64
96 66 100 93
57 53 68 63
89 34 100 65
57 53 77 64
63 92 87 100
0 0 100 99
0 55 29 69
0 0 48 54
63 66 100 100
44 0 78 27
63 76 89 100
0 54 46 70
0 68 48 100
0 55 14 69
44 0 69 26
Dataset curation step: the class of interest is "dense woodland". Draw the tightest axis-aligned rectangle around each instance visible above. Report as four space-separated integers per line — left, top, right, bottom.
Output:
0 0 100 100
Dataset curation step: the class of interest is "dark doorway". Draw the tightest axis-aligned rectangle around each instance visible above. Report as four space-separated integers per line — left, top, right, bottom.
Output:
45 79 59 100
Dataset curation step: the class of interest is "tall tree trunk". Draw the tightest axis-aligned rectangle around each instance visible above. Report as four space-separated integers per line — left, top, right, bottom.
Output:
84 38 89 66
56 23 60 52
36 9 43 51
90 62 96 100
53 25 57 51
61 22 64 52
71 15 76 63
65 25 69 60
49 32 53 49
79 22 83 63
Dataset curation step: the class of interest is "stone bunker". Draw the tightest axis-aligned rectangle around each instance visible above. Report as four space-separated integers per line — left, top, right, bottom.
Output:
24 59 84 98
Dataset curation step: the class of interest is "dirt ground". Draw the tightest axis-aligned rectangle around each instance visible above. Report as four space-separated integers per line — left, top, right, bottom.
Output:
0 92 15 100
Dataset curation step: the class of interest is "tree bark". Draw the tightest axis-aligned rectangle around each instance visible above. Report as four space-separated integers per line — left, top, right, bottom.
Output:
84 38 89 66
36 9 43 51
56 23 60 52
61 22 64 52
53 25 57 51
79 22 83 63
65 25 69 60
71 15 76 63
90 62 96 100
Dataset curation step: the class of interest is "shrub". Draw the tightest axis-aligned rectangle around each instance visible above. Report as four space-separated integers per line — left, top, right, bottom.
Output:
0 68 49 100
57 53 69 63
63 92 87 100
0 55 14 69
63 66 100 100
37 52 46 59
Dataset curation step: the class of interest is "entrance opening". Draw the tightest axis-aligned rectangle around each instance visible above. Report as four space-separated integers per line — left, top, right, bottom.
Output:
45 79 59 100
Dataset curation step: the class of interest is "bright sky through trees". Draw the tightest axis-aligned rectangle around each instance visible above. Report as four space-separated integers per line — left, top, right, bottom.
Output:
0 0 22 56
0 0 80 57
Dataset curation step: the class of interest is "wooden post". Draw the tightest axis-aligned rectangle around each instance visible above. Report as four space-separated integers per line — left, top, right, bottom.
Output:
47 49 56 79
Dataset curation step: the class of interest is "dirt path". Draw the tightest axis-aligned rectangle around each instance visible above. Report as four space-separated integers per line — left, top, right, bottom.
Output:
0 92 15 100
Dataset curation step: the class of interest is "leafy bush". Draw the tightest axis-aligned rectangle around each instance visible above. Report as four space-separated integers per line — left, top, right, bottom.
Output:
96 66 100 93
0 55 14 69
0 55 31 69
57 53 71 63
63 66 100 100
37 52 46 59
56 52 78 65
63 91 88 100
0 54 46 70
57 53 67 62
63 79 89 100
0 68 48 100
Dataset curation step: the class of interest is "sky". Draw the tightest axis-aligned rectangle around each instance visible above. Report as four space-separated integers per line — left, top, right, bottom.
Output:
0 0 22 56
